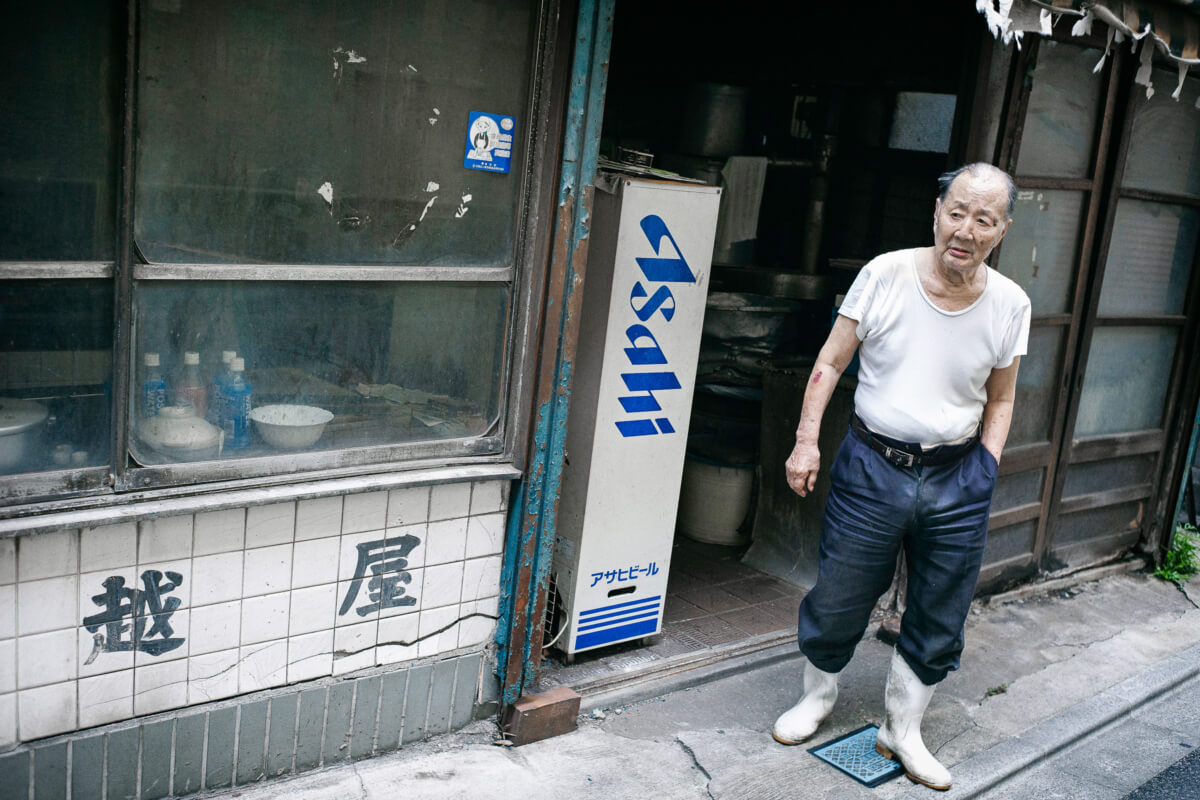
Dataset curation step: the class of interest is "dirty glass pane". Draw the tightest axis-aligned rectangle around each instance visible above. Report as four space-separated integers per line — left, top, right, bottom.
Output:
1098 200 1197 317
130 281 507 465
135 0 534 265
1074 327 1176 437
1016 40 1104 179
995 190 1084 315
0 280 113 475
0 2 121 260
1123 67 1200 197
992 468 1044 513
1009 325 1064 447
1061 454 1157 499
982 519 1035 566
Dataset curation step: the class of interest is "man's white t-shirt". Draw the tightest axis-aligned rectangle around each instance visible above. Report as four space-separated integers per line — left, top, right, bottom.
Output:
839 248 1032 447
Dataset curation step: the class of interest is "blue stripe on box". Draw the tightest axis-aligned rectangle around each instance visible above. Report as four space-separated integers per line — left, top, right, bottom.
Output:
574 616 660 650
579 595 662 619
578 599 660 625
577 609 658 633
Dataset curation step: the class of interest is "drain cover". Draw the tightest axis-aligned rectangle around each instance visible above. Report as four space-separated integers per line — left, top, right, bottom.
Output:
809 725 904 788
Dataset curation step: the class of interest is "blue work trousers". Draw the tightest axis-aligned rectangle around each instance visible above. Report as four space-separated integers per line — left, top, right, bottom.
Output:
796 425 998 685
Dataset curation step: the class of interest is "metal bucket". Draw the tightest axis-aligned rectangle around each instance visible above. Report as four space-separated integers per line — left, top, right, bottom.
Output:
680 83 748 158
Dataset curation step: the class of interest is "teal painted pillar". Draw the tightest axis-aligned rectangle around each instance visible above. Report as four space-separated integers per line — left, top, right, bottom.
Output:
496 0 614 706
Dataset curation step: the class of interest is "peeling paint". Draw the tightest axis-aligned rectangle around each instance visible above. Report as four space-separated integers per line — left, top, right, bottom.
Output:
407 64 418 73
433 108 441 115
346 50 366 63
425 181 440 192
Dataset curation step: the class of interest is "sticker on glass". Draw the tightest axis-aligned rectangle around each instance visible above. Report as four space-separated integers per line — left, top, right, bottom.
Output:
464 111 515 174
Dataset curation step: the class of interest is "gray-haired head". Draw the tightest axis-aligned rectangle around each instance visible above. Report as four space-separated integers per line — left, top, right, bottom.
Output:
937 163 1017 220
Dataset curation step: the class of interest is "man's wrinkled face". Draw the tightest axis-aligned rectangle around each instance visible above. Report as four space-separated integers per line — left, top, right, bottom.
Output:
933 173 1012 277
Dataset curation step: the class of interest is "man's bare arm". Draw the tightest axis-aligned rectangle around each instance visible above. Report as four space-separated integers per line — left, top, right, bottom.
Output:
981 357 1021 464
786 315 861 497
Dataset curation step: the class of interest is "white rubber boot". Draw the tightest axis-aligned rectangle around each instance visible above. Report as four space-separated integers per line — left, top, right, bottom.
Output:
771 661 839 745
875 650 952 791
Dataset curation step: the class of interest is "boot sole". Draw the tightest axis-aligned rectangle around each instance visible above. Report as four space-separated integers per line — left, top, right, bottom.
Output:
875 742 951 791
771 731 807 746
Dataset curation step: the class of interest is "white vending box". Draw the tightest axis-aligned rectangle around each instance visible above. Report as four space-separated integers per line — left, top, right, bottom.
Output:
552 175 720 655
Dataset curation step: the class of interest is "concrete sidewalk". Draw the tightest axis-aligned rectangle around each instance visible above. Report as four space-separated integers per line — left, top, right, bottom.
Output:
205 567 1200 800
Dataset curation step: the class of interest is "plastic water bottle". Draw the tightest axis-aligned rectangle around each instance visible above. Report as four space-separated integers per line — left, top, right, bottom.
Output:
142 353 168 418
210 350 236 424
220 357 252 448
174 351 207 418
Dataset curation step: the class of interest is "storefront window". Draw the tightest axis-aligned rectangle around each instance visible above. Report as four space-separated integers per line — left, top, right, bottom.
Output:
0 3 121 261
0 280 113 475
134 0 533 266
131 281 507 464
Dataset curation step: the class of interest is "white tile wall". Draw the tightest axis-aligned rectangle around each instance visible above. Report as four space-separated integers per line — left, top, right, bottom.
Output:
429 483 472 522
287 630 333 683
17 528 78 582
239 639 288 693
189 601 242 655
80 522 137 572
245 502 295 546
0 639 13 694
18 628 77 689
78 669 134 728
295 496 343 541
18 575 79 635
425 518 468 566
192 509 246 556
0 585 14 639
386 486 430 527
138 516 193 563
134 658 188 716
5 478 507 744
191 552 244 607
242 543 293 597
291 537 340 588
241 592 290 645
0 692 15 749
470 480 508 515
465 513 506 559
19 681 76 740
0 538 14 585
421 562 464 610
188 648 239 704
332 621 376 676
342 491 388 534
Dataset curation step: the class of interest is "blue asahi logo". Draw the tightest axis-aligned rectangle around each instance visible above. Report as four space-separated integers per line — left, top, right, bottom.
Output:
615 214 697 438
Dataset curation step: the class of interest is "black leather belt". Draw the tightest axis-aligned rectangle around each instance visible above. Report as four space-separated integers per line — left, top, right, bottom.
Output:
849 413 979 469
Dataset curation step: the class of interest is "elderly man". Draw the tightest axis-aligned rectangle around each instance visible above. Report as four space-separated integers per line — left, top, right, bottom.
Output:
771 163 1030 791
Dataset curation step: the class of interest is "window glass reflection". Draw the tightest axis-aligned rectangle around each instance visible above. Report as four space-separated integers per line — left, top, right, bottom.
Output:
0 280 113 475
131 281 508 464
1016 41 1103 179
0 3 121 261
134 0 533 266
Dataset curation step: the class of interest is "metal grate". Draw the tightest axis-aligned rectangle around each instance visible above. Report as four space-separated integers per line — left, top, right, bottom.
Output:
808 725 904 788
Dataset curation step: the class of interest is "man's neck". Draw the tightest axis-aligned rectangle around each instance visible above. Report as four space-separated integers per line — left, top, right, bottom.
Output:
919 247 986 311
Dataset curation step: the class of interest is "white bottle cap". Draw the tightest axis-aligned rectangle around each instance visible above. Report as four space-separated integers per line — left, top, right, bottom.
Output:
231 357 245 372
222 350 237 364
184 351 200 365
144 353 160 367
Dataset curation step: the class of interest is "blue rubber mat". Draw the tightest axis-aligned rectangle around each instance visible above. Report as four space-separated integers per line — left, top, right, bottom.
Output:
808 725 904 788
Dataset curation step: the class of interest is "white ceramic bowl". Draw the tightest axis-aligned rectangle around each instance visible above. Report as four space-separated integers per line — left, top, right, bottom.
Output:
249 404 333 449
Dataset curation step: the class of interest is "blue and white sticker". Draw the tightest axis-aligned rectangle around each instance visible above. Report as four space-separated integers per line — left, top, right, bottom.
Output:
464 111 514 174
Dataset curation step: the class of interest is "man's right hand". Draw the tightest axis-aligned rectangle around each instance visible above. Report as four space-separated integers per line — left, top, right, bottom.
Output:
785 441 820 497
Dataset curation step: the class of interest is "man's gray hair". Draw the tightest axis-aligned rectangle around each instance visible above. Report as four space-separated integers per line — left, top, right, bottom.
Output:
937 163 1017 220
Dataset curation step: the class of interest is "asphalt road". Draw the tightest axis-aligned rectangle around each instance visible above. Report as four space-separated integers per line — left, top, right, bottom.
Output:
1124 746 1200 800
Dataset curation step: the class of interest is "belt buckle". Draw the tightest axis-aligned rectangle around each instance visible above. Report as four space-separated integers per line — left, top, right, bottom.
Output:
884 445 915 469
